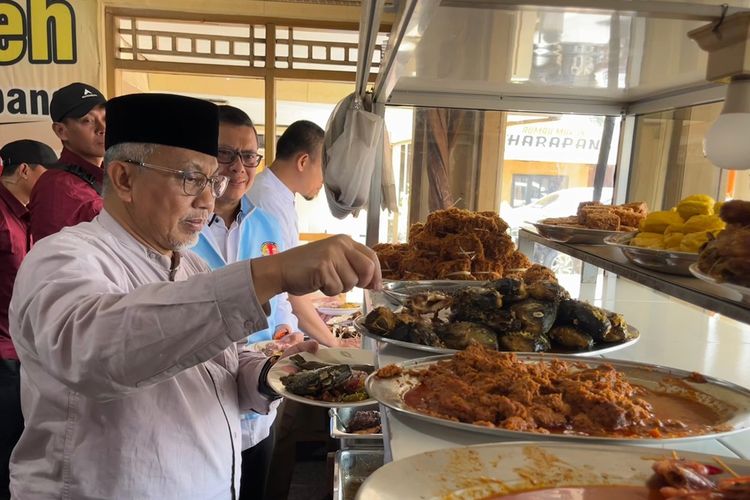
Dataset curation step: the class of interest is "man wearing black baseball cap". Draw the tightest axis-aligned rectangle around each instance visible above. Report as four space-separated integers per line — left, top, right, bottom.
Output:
0 139 56 499
27 82 106 242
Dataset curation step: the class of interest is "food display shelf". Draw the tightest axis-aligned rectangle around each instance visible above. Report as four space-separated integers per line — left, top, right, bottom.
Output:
365 276 750 464
518 227 750 325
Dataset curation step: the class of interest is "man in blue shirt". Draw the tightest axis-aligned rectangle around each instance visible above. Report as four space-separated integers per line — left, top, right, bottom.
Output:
192 106 297 500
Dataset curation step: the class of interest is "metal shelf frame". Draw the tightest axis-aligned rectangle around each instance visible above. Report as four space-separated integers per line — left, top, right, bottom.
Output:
518 228 750 324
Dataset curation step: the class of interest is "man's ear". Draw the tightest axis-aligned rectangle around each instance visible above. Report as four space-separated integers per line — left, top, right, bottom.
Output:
17 163 31 179
296 152 309 172
107 161 137 203
51 121 68 142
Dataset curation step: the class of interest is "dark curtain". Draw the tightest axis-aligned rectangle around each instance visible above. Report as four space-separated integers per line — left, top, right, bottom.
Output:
425 108 467 211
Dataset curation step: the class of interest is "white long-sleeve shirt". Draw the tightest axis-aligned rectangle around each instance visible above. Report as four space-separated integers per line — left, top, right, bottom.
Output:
8 210 274 500
248 168 299 250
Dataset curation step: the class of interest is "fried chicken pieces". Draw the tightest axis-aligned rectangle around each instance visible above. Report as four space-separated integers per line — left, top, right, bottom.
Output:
373 208 528 280
697 200 750 287
541 201 648 232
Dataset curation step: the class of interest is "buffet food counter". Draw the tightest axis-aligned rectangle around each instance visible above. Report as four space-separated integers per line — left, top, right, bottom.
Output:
366 275 750 463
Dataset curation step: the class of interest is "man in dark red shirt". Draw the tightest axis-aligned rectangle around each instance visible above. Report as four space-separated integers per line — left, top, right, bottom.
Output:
0 139 56 500
28 82 106 241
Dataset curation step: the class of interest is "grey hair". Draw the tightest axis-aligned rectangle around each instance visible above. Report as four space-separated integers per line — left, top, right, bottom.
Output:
102 143 158 196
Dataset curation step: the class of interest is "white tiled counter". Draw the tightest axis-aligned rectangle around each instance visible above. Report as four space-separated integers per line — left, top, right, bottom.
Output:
369 275 750 463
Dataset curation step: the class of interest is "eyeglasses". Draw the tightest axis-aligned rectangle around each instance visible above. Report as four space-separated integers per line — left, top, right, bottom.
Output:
217 148 263 168
124 160 229 198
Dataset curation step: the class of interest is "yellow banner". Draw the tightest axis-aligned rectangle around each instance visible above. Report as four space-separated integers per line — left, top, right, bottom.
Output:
0 0 99 124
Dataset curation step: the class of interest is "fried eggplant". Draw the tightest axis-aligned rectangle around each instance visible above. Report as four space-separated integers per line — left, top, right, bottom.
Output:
364 307 401 336
558 299 612 341
280 365 352 396
548 326 594 351
437 322 498 350
498 331 551 352
510 299 558 336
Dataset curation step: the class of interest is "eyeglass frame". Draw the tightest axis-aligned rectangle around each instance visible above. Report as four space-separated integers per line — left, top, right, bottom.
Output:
216 147 263 168
123 159 229 198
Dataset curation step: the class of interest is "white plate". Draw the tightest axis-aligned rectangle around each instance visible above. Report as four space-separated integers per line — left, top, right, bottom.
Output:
354 316 640 357
247 340 284 355
690 263 750 304
268 348 376 408
356 441 750 500
366 353 750 444
529 221 636 245
318 306 362 316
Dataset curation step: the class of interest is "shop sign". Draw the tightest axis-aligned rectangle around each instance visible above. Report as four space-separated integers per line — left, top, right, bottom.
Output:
504 116 619 165
0 0 98 123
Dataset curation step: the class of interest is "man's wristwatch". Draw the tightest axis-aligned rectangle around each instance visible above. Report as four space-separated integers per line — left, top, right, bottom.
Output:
258 355 282 400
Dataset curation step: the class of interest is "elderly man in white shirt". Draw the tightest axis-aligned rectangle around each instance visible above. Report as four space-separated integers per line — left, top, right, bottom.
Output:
8 94 380 500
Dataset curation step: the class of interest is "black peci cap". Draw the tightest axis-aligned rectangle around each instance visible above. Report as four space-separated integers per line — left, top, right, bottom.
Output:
105 93 219 157
50 82 106 122
0 140 58 174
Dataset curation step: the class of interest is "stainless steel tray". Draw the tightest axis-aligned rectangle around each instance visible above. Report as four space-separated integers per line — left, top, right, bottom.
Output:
604 232 698 276
333 449 384 500
690 263 750 304
529 221 634 244
354 315 639 357
329 405 383 448
367 353 750 444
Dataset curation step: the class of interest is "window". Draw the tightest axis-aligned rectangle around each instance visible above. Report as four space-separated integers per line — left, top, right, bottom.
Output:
511 174 568 207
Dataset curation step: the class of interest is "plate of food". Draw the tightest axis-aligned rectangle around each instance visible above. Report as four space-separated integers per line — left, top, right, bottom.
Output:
604 232 698 276
356 441 750 499
367 344 750 444
267 348 376 408
317 303 362 316
248 339 289 357
329 405 382 441
529 221 636 245
529 200 647 245
358 276 639 356
691 199 750 303
690 263 750 304
373 207 531 281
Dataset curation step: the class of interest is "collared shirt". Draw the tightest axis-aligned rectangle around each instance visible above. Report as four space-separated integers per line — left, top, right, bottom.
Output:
9 210 274 500
0 183 30 360
248 168 299 250
207 212 242 263
28 147 104 242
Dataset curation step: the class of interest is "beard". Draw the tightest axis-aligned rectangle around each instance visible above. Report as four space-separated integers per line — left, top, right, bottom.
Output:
168 231 201 252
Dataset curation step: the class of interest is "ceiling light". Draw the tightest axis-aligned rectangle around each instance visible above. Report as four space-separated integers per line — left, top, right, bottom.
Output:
703 78 750 170
689 11 750 170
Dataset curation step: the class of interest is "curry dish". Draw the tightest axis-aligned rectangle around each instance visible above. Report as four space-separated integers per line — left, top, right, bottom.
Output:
377 344 727 438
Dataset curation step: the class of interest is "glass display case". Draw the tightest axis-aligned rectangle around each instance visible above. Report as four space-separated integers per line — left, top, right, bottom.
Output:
354 0 750 469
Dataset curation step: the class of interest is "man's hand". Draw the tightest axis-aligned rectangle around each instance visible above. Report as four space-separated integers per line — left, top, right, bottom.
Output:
336 336 362 348
251 235 382 304
276 332 304 348
278 339 319 360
